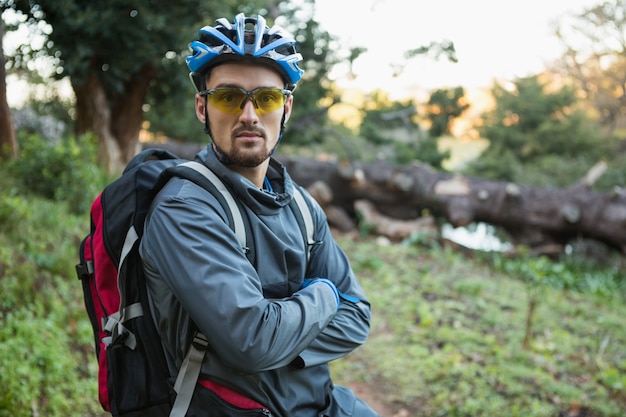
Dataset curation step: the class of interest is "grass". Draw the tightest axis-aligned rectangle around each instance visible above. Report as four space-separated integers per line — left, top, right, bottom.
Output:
331 237 626 417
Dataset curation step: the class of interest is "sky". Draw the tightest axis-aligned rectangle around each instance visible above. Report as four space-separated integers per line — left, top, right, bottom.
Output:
313 0 602 98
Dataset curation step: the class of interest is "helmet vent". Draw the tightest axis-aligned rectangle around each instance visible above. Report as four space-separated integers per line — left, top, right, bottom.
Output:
200 30 230 47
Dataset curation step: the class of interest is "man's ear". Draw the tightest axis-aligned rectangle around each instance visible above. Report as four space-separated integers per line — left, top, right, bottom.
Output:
195 94 206 123
283 94 294 123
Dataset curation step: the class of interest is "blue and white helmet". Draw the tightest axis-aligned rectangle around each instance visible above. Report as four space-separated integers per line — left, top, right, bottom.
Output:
186 13 304 92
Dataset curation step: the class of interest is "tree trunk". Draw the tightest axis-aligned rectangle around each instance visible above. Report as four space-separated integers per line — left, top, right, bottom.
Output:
110 63 156 165
73 72 120 172
0 18 18 160
73 64 155 173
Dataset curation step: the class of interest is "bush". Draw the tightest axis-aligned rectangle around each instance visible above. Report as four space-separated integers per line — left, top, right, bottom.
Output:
8 133 108 214
0 310 96 417
0 180 100 416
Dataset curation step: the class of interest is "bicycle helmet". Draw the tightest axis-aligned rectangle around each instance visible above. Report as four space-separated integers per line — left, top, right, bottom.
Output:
186 13 304 92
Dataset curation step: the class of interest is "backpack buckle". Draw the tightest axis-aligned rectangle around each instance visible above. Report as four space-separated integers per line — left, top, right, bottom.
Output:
75 260 93 280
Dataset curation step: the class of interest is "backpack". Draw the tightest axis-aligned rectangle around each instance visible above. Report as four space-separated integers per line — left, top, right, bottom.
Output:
75 148 314 417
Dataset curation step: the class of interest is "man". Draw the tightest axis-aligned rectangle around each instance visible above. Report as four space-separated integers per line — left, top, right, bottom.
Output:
140 13 380 417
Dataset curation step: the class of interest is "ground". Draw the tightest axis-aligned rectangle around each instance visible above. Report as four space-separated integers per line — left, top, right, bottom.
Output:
351 381 399 417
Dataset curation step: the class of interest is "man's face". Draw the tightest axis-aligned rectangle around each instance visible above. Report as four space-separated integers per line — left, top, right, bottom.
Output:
195 62 293 168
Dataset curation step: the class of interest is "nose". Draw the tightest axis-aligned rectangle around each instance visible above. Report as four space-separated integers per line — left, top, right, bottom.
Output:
238 98 259 123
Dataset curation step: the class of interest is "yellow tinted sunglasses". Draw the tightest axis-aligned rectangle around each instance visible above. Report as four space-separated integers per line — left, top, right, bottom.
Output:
200 87 291 115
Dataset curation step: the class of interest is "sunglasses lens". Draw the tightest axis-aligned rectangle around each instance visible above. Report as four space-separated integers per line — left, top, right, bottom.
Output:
206 88 287 115
206 88 247 114
251 88 286 114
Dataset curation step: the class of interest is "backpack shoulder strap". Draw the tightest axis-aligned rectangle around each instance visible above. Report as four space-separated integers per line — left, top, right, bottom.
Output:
290 186 316 263
170 333 209 417
171 161 247 252
164 160 251 417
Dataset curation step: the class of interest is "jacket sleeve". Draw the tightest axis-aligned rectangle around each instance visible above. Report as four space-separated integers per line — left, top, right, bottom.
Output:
141 180 340 373
291 195 372 369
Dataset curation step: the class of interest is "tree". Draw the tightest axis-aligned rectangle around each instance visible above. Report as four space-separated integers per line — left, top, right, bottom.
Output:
390 40 458 77
274 0 342 146
6 0 344 169
8 0 271 171
555 0 626 134
467 75 606 186
0 14 17 159
357 90 450 168
424 86 469 138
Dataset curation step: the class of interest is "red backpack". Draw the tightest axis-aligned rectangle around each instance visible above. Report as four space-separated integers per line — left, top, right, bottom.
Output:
75 148 313 417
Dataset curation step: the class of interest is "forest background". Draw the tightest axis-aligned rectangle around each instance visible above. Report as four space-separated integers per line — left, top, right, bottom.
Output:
0 0 625 416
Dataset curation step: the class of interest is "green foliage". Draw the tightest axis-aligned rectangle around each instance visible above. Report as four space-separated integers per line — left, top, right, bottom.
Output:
425 86 470 138
356 91 449 167
404 40 458 63
144 55 201 142
7 0 273 154
279 0 337 146
396 136 450 168
12 105 70 142
467 75 615 187
556 1 626 133
359 92 417 144
594 136 626 191
0 170 98 416
0 310 96 417
487 249 625 296
8 133 109 214
9 0 265 86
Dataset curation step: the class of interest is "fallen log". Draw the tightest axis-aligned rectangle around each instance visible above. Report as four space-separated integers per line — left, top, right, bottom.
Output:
279 156 626 254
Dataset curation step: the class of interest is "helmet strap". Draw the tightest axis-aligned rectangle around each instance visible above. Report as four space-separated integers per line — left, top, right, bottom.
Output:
202 87 231 164
211 142 233 165
203 100 212 136
270 109 287 156
200 76 214 138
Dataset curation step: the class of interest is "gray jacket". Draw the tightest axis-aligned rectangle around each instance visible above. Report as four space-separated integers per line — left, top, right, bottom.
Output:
140 147 373 417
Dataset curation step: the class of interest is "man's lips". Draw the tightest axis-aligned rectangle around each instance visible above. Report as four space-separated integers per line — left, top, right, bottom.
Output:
235 131 264 142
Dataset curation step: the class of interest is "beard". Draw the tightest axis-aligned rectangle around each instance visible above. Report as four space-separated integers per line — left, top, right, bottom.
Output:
214 143 272 167
212 125 277 167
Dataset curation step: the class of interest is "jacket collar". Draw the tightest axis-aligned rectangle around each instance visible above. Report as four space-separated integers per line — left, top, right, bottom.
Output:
198 146 296 214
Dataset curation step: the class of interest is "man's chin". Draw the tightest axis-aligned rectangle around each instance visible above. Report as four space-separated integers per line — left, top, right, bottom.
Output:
228 152 270 167
214 142 278 167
